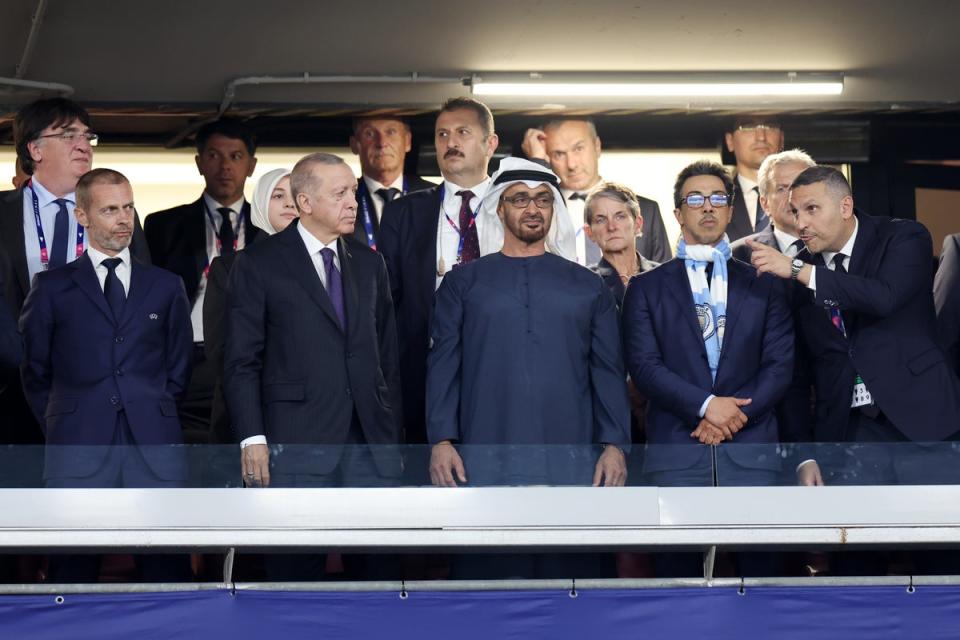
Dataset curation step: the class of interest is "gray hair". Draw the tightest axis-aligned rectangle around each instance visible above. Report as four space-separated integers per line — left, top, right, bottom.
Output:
290 152 346 203
584 181 640 225
542 117 598 141
757 148 815 198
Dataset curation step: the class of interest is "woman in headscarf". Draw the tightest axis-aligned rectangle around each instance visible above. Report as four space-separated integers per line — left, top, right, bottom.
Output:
204 168 296 444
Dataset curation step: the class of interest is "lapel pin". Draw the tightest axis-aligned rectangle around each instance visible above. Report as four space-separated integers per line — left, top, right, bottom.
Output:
149 313 159 320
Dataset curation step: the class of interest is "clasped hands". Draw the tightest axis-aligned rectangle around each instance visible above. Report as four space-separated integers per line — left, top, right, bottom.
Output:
690 396 752 445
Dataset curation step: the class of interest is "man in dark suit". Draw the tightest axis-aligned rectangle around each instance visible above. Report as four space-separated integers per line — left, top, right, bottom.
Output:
522 117 672 263
379 97 500 448
623 161 793 576
19 169 192 581
934 233 960 377
145 119 260 444
724 117 784 242
349 116 434 250
225 152 402 580
0 98 150 445
0 270 20 378
750 166 960 486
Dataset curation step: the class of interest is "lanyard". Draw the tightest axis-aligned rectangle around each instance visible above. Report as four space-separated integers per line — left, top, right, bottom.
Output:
28 179 84 270
358 177 408 251
202 201 244 278
438 184 481 264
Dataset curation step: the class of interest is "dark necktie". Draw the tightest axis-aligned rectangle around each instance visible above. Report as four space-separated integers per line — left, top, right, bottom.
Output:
457 190 480 264
49 199 70 269
568 192 587 201
218 207 236 257
376 187 400 205
102 257 126 321
753 187 769 232
829 253 847 334
788 239 804 257
320 247 345 329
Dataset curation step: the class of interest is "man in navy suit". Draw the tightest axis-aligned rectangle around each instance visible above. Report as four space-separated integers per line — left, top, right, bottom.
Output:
145 119 261 444
934 233 960 377
750 166 960 487
349 116 434 250
379 97 500 449
225 152 402 580
19 168 193 581
622 161 793 576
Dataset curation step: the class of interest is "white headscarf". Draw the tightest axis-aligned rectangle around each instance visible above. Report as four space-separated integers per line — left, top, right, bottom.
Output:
477 157 577 260
250 168 292 235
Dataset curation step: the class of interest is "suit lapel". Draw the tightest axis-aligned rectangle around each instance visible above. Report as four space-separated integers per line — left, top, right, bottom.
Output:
716 261 751 372
278 223 343 333
71 253 115 325
119 259 155 327
847 213 877 277
338 237 358 337
241 201 259 246
189 198 207 292
663 260 709 361
416 187 442 301
0 190 31 302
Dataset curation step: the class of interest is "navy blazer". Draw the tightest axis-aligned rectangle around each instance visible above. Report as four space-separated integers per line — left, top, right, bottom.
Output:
224 222 403 476
622 257 794 473
351 175 435 249
796 214 960 443
378 186 444 445
934 233 960 377
145 197 259 304
726 176 761 243
19 253 193 479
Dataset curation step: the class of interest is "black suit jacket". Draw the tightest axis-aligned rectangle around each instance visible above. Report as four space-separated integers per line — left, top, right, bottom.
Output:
0 269 21 377
0 187 149 444
202 253 238 445
378 186 443 445
635 196 673 263
934 233 960 377
351 175 434 249
144 197 259 304
795 214 960 443
590 253 660 310
224 222 402 476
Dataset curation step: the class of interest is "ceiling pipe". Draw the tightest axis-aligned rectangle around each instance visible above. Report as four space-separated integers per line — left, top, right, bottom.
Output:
0 76 73 96
15 0 49 79
216 71 466 116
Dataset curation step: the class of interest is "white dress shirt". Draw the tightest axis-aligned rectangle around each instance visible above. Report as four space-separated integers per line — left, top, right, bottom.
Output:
241 223 340 450
737 175 761 230
22 178 85 283
807 218 859 293
87 245 132 295
773 227 803 258
560 186 592 266
191 193 248 342
362 175 404 222
436 178 491 290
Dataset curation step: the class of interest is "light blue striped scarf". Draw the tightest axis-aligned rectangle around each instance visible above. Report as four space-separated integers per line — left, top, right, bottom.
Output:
676 236 731 381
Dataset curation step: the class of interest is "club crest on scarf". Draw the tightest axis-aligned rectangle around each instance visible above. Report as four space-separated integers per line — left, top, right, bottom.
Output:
678 236 731 381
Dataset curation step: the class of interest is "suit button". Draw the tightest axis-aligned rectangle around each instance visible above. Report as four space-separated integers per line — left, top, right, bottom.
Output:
115 336 124 344
115 368 124 376
110 396 120 406
346 388 352 396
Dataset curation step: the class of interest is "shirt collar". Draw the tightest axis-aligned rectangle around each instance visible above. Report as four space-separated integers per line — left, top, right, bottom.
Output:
561 177 602 199
443 177 491 205
203 192 246 214
822 217 859 266
737 174 758 192
363 174 404 194
87 244 131 268
29 177 75 208
772 227 800 253
296 220 339 255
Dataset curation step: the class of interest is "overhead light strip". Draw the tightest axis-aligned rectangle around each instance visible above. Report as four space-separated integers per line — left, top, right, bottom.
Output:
472 81 843 97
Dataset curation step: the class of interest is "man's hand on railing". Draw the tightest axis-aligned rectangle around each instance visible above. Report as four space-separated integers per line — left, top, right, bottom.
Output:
242 444 271 488
593 445 627 487
430 441 467 487
797 460 824 487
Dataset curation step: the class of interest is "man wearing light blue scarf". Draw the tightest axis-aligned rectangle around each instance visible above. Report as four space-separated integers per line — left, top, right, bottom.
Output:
622 160 794 576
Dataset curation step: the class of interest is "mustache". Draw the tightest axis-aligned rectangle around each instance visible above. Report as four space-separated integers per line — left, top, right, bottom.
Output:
521 215 544 224
443 149 465 159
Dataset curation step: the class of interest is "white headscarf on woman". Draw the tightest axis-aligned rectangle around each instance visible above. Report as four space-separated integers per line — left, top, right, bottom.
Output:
250 168 292 235
477 157 577 260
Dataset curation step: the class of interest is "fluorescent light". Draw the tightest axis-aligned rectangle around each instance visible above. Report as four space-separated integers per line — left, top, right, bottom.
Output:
473 81 843 97
469 73 844 98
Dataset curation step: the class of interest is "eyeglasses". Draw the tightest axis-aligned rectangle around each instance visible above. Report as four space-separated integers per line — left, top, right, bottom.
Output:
36 130 99 147
736 123 781 134
681 193 730 208
502 193 554 209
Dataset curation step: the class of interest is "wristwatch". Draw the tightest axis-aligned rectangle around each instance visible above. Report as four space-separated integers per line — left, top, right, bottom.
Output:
790 259 804 280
